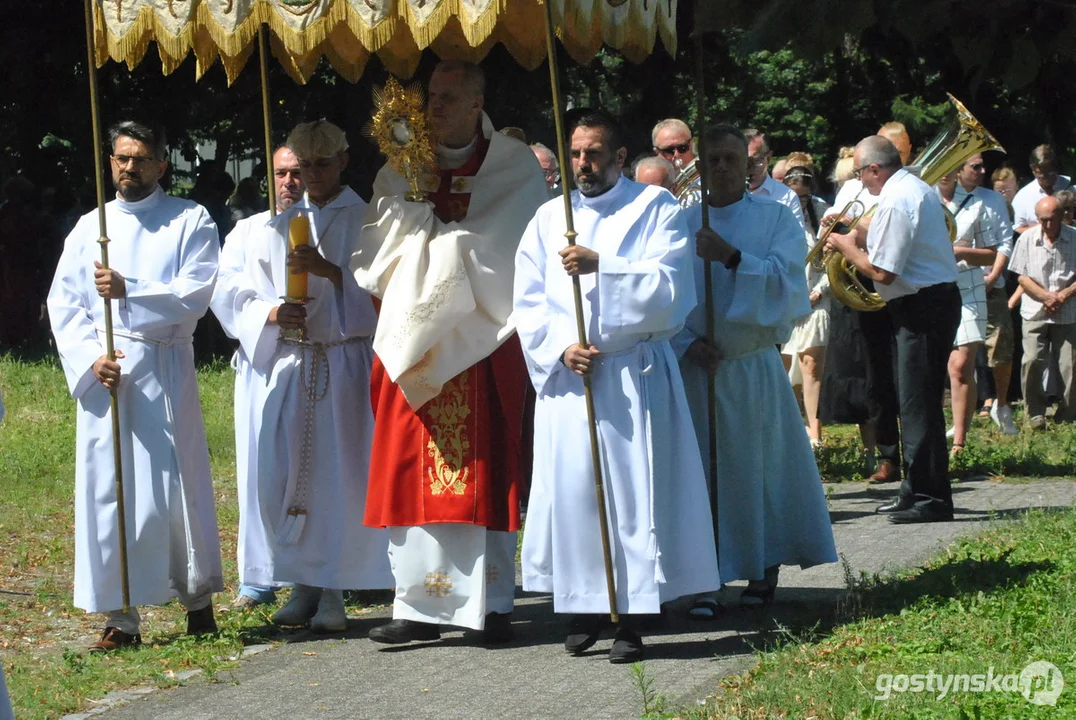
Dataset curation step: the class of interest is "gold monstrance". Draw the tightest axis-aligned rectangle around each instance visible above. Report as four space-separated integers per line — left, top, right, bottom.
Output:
364 77 435 202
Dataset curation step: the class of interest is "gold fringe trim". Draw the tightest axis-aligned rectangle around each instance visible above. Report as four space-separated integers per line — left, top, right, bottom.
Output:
92 0 675 84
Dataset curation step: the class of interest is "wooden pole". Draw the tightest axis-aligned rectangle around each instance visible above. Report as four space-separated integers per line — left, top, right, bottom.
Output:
542 0 618 623
258 25 276 216
83 0 131 613
693 33 720 562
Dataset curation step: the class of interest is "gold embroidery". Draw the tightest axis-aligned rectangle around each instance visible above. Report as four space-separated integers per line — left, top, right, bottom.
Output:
425 570 453 597
425 373 471 495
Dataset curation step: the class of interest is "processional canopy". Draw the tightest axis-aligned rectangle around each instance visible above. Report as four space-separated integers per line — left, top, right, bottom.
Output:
90 0 678 83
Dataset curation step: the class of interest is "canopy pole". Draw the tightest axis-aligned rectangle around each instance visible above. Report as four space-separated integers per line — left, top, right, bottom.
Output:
542 0 618 624
83 0 131 614
692 33 719 563
259 25 276 216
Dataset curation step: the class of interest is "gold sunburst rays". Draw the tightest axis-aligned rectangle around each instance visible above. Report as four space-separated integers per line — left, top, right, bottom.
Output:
364 76 435 202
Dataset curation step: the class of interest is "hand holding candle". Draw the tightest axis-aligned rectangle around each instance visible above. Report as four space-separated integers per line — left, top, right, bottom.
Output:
287 214 310 300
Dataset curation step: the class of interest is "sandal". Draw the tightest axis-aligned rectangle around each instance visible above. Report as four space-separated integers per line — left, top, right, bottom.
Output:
688 596 722 621
740 566 779 608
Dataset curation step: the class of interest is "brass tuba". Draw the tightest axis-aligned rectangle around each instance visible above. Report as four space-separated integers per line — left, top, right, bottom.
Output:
820 93 1004 312
805 190 886 312
670 158 701 208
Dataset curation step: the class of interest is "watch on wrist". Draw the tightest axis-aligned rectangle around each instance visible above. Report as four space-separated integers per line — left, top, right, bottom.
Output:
724 248 742 270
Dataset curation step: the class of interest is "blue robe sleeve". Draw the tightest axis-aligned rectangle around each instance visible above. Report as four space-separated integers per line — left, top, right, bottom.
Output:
724 203 811 329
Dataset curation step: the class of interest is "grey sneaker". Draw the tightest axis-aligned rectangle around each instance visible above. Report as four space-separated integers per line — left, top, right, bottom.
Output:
992 404 1018 435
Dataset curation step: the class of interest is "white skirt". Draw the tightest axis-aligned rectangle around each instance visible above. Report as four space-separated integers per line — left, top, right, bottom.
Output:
783 305 830 356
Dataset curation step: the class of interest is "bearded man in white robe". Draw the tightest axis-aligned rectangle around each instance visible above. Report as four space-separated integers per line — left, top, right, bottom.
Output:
513 110 720 664
47 120 223 651
220 120 393 633
675 124 837 616
210 145 304 608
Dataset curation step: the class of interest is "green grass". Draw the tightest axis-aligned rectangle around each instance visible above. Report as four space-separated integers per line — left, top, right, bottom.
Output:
2 354 1074 718
813 407 1076 482
0 354 385 720
693 507 1076 719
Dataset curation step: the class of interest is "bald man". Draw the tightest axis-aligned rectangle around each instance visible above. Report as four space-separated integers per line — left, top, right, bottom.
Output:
827 135 959 524
1007 196 1076 428
633 155 677 190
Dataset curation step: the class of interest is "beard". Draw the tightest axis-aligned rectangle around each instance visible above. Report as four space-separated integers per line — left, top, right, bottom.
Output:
575 169 617 197
115 175 155 202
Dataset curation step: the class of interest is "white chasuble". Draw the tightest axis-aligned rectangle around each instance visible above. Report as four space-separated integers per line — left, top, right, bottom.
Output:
47 187 223 613
513 178 721 614
229 189 392 590
352 112 552 410
674 193 838 583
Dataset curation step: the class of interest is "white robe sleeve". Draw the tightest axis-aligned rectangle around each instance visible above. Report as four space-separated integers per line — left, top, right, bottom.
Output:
210 220 251 339
233 245 283 371
122 209 219 333
725 204 811 328
513 213 579 395
47 223 104 399
596 199 696 337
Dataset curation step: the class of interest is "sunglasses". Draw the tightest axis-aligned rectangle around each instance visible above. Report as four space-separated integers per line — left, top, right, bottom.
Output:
656 142 691 155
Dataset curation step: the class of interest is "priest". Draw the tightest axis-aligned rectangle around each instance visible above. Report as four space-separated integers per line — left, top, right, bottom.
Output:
675 124 837 615
47 120 223 651
210 144 304 608
512 110 720 663
353 60 549 645
222 120 393 632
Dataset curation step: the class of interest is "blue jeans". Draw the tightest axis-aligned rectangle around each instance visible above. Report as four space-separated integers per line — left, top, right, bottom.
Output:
238 584 277 603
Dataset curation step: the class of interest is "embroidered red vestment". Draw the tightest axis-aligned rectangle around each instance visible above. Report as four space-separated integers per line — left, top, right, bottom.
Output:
363 134 526 532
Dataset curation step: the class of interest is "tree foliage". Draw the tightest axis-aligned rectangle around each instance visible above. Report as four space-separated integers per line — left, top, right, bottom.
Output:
2 0 1073 211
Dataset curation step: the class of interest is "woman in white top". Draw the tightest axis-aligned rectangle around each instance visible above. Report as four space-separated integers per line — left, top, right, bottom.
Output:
781 160 832 447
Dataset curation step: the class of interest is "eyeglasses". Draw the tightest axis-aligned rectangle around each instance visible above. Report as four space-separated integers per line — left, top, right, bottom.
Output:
853 163 874 179
655 142 691 156
747 156 769 169
111 154 156 167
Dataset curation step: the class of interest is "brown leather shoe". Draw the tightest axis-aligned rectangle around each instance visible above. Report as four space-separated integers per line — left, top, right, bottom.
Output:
868 459 901 484
88 627 142 652
186 605 218 636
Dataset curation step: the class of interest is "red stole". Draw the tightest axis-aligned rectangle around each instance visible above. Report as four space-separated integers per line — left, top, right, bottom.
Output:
364 133 526 532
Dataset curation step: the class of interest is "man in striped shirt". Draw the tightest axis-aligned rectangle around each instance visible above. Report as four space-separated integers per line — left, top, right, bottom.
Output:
1008 196 1076 428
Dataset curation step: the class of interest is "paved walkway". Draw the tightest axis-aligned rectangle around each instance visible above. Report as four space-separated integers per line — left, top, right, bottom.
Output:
73 479 1076 720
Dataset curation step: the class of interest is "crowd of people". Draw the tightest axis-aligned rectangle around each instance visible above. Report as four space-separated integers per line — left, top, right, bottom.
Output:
26 59 1076 668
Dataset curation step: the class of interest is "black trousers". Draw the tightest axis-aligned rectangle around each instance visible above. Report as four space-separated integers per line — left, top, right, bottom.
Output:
858 305 901 465
887 282 961 511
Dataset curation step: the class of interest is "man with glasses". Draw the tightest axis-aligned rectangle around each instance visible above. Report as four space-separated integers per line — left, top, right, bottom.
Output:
955 154 1019 435
651 118 695 170
1014 145 1072 233
531 142 560 195
826 136 960 524
744 129 805 228
822 121 914 487
47 120 223 650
